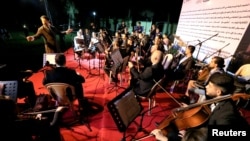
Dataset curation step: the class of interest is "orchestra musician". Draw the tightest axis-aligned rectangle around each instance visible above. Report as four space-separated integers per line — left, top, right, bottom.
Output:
83 28 91 47
73 29 85 57
88 32 99 55
42 53 85 111
139 34 164 68
183 56 225 104
103 39 123 82
151 73 249 141
165 45 196 82
128 50 164 96
97 28 112 48
117 20 127 35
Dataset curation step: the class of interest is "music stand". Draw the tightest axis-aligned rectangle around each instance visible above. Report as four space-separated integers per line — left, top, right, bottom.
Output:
74 48 85 69
43 53 58 67
74 38 85 59
106 49 126 94
107 88 145 141
95 42 106 77
86 42 106 78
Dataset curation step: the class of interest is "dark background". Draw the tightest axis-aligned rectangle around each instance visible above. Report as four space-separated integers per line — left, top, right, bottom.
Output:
1 0 183 30
0 0 183 79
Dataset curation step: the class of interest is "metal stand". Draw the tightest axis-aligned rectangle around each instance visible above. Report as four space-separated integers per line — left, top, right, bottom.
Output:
107 88 144 141
195 33 219 60
75 51 83 69
202 43 230 62
86 53 99 78
86 52 105 79
107 80 126 95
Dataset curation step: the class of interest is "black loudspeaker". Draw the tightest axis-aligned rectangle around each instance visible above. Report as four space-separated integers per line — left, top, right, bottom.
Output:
107 88 143 132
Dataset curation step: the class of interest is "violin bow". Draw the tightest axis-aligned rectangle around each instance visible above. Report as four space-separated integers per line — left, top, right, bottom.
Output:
153 79 183 107
173 93 250 112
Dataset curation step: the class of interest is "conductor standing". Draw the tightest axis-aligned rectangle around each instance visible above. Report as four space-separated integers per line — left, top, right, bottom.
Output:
26 15 73 53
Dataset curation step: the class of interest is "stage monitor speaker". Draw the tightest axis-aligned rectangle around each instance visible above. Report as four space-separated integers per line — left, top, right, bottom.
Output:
107 88 143 132
43 53 58 67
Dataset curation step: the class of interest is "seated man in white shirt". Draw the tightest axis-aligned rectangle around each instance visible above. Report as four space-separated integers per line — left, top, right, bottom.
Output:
184 56 225 104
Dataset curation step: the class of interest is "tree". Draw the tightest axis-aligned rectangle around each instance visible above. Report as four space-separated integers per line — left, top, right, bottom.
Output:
65 0 78 28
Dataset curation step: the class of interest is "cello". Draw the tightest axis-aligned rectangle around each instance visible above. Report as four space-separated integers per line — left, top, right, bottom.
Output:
135 93 250 140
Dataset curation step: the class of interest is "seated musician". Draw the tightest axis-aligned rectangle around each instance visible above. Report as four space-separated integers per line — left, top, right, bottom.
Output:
0 97 61 141
104 39 123 82
184 56 225 104
234 63 250 84
88 32 99 56
42 53 85 108
73 29 85 51
128 50 164 97
165 45 196 82
143 34 164 65
151 73 249 141
228 63 250 93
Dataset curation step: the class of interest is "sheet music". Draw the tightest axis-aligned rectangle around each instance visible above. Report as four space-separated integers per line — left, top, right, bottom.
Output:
76 38 84 45
43 53 58 67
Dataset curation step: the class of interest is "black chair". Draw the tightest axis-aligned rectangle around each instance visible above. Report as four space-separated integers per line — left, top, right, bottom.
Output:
135 75 166 115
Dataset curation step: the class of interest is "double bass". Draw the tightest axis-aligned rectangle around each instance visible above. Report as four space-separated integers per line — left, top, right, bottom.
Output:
135 93 250 140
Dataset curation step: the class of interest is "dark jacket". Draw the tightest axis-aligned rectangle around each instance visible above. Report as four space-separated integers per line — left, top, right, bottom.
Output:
34 25 65 52
130 63 164 96
208 99 249 126
43 67 84 85
43 67 85 99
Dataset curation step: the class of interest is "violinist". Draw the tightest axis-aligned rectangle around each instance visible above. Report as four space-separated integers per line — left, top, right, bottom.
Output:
103 39 123 82
165 45 196 82
151 73 249 141
128 50 164 96
88 32 99 55
183 56 225 104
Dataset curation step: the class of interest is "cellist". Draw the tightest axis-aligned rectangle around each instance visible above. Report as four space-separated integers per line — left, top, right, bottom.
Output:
150 73 249 141
183 56 225 104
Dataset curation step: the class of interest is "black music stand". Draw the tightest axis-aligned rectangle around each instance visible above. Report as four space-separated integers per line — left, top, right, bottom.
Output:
106 49 126 94
74 38 85 60
107 88 147 141
86 42 105 78
74 49 84 69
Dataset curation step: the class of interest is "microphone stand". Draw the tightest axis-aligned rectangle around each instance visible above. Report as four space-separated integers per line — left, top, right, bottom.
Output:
202 43 230 62
195 33 219 60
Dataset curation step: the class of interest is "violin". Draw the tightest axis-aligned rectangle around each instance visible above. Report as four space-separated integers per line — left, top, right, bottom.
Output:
197 65 210 82
135 93 250 141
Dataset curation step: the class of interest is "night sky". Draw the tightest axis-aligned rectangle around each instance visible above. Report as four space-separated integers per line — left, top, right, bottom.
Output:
1 0 183 30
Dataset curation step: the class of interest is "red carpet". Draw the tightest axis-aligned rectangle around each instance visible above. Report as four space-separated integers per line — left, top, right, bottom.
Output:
22 48 250 141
